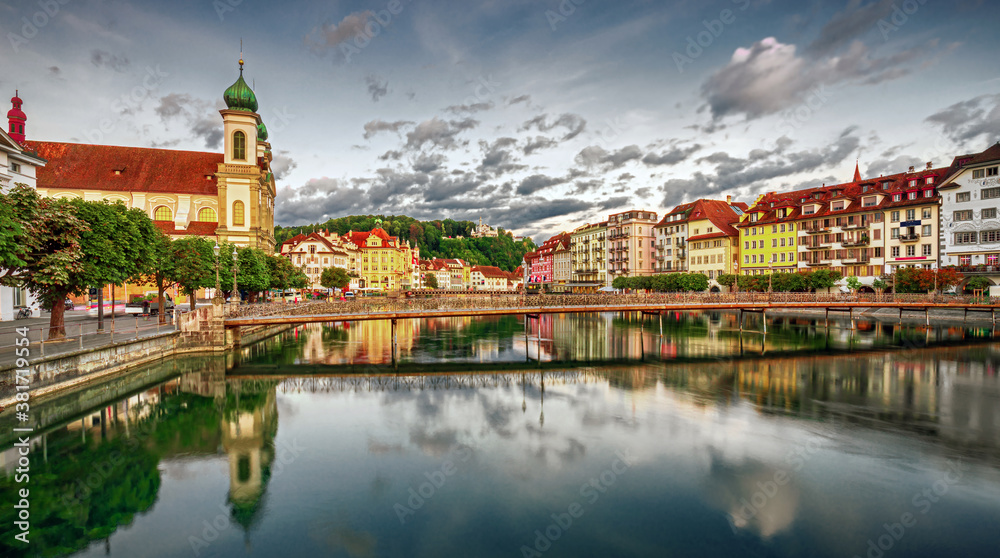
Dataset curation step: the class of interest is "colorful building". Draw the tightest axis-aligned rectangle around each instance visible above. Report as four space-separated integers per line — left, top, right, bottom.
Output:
607 210 658 278
938 143 1000 291
569 221 608 291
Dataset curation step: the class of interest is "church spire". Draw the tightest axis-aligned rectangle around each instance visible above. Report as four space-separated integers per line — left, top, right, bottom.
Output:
853 160 861 183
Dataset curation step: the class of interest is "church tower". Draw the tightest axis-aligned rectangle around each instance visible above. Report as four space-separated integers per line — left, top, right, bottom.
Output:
216 55 276 251
7 91 26 145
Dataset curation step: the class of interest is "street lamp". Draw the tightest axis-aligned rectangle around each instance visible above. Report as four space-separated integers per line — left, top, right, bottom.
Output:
231 249 241 304
212 242 223 304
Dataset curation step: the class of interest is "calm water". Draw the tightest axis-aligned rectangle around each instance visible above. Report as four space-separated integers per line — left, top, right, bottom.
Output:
3 312 1000 557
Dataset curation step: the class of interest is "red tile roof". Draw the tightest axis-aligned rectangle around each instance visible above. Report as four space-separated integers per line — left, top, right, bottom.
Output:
27 141 222 195
472 265 509 278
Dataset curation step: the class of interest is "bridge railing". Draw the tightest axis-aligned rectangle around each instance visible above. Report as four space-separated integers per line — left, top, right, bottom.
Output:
224 292 998 319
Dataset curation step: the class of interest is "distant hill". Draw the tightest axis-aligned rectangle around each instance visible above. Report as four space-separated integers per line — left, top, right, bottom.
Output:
274 215 537 272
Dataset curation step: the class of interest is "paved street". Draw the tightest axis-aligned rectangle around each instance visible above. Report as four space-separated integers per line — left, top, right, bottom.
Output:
0 308 182 369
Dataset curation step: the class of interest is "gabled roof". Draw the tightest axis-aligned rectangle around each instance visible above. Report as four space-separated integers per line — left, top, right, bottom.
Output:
471 265 508 278
27 141 221 195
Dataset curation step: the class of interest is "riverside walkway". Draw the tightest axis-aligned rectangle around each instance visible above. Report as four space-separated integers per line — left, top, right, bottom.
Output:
224 293 1000 329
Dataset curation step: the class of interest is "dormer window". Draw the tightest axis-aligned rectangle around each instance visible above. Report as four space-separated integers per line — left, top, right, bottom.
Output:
908 191 917 200
862 185 869 193
925 176 934 184
909 179 917 187
863 196 877 207
893 194 902 202
831 200 845 211
923 189 934 198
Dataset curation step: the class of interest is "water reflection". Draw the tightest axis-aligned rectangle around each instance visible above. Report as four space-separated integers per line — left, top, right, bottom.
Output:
2 314 1000 557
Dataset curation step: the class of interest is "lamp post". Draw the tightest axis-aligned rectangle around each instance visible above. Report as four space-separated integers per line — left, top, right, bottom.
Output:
212 242 223 304
231 249 241 304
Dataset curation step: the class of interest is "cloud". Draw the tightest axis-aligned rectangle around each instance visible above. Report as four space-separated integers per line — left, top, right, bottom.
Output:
805 0 895 57
445 100 495 114
575 144 643 170
477 137 524 176
405 117 479 150
516 174 566 196
363 119 414 140
642 143 702 166
305 11 372 53
271 150 298 180
412 153 446 173
520 113 587 140
523 136 558 155
925 93 1000 147
365 74 388 102
155 93 222 149
506 94 531 106
90 49 130 72
660 128 861 207
702 35 937 120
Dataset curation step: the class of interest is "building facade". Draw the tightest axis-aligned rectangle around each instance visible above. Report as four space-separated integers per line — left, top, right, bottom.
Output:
607 210 657 278
569 222 607 291
27 60 276 251
939 144 1000 290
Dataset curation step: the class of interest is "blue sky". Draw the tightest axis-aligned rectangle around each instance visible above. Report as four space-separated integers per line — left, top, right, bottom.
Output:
2 0 998 239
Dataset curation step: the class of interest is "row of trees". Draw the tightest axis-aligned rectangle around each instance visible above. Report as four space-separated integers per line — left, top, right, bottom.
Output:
612 273 710 292
716 270 843 292
274 214 537 271
0 185 308 339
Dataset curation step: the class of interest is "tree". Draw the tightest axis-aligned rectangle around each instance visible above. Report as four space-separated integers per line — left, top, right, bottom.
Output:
170 237 216 311
0 186 86 339
134 226 175 323
424 273 439 289
681 273 709 292
716 274 737 289
612 276 628 290
845 276 863 294
235 247 271 302
267 255 308 292
934 268 963 292
807 269 843 291
320 267 351 290
872 277 888 293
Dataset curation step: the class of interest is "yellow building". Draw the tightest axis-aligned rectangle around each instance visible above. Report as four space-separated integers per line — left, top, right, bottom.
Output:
346 220 417 291
30 58 276 251
737 195 801 275
657 198 746 283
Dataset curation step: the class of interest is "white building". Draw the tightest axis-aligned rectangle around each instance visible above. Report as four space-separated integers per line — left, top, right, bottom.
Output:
938 143 1000 291
1 92 46 321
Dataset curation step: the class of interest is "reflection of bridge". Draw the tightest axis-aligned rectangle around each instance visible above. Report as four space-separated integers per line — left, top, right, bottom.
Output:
225 293 1000 330
250 371 606 394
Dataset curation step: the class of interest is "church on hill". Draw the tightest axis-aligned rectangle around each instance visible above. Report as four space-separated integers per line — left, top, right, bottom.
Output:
16 57 277 251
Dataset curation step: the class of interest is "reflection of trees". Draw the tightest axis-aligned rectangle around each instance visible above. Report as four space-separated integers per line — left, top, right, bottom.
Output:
0 389 224 557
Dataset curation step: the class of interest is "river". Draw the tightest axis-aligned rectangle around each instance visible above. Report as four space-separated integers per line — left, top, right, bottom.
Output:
2 311 999 557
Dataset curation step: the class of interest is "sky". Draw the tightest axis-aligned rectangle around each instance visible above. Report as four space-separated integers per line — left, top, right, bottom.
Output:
2 0 999 241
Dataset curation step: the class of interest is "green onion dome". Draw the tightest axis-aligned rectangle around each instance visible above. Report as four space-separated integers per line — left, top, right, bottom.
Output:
257 122 268 141
223 61 258 113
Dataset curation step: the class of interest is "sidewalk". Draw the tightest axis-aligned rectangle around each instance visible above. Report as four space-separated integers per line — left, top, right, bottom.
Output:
0 310 178 369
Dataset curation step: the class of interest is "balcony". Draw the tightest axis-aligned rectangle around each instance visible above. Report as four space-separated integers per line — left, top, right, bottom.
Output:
806 260 827 266
899 233 920 242
947 265 1000 275
805 243 828 250
842 237 870 247
802 226 831 234
841 221 869 230
676 250 686 259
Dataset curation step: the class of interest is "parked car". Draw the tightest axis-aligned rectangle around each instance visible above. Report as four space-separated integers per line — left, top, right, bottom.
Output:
126 292 175 316
87 302 126 317
344 291 356 298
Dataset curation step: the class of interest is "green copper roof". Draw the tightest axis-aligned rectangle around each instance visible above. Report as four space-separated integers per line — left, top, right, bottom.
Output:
256 122 268 141
223 69 258 113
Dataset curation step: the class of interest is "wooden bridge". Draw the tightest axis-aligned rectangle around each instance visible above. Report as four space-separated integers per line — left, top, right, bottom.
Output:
224 293 1000 330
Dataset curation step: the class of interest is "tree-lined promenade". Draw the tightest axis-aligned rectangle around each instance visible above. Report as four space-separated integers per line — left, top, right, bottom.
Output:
0 185 308 340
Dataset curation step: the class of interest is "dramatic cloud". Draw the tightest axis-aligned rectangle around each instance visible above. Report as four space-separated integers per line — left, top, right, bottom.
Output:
411 153 446 173
365 74 388 102
523 136 558 155
271 150 298 180
575 144 643 170
477 137 524 176
925 94 1000 147
90 49 130 72
155 93 222 149
642 143 702 166
520 113 587 140
406 117 479 149
363 119 414 140
702 35 939 120
805 0 894 57
516 174 566 196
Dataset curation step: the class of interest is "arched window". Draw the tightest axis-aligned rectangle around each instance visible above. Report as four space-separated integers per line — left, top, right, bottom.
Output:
233 131 246 160
232 200 245 226
197 207 217 222
153 206 172 221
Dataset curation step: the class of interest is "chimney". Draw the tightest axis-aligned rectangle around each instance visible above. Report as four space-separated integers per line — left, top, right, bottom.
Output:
726 195 732 204
926 162 932 169
908 166 915 173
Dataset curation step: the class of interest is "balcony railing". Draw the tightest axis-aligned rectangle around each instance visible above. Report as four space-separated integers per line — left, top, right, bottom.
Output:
802 226 831 234
899 233 920 242
842 237 870 247
947 265 1000 275
841 222 869 230
676 250 686 258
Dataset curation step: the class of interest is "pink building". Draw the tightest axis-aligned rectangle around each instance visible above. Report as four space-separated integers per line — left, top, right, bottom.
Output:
607 210 658 277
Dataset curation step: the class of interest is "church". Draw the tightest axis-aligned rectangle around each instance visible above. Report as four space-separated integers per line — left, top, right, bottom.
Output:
18 57 277 251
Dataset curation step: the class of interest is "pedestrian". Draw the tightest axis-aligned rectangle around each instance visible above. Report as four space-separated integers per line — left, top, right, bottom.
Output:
142 299 150 320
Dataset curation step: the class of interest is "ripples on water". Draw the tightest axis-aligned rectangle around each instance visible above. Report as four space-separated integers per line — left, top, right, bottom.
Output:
2 312 999 557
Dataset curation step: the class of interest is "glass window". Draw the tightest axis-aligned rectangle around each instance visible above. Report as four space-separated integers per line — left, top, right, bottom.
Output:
197 207 217 221
985 208 998 219
891 211 900 222
153 206 172 221
233 131 247 160
957 192 971 202
232 200 245 226
891 246 900 257
922 224 932 236
973 169 985 179
954 210 973 221
922 208 932 219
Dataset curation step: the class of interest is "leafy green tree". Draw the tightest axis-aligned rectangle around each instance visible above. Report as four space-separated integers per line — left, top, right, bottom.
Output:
681 273 709 292
872 277 888 293
965 276 992 292
612 276 628 289
716 274 737 289
320 267 351 290
171 237 216 310
235 247 271 301
845 276 862 293
424 273 439 289
267 255 308 292
134 225 175 323
806 269 843 291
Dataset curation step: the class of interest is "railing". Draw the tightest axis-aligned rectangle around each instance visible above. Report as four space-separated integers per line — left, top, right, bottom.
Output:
899 233 920 242
802 226 831 234
842 238 869 247
223 292 1000 321
842 222 869 230
0 314 178 365
948 265 1000 275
